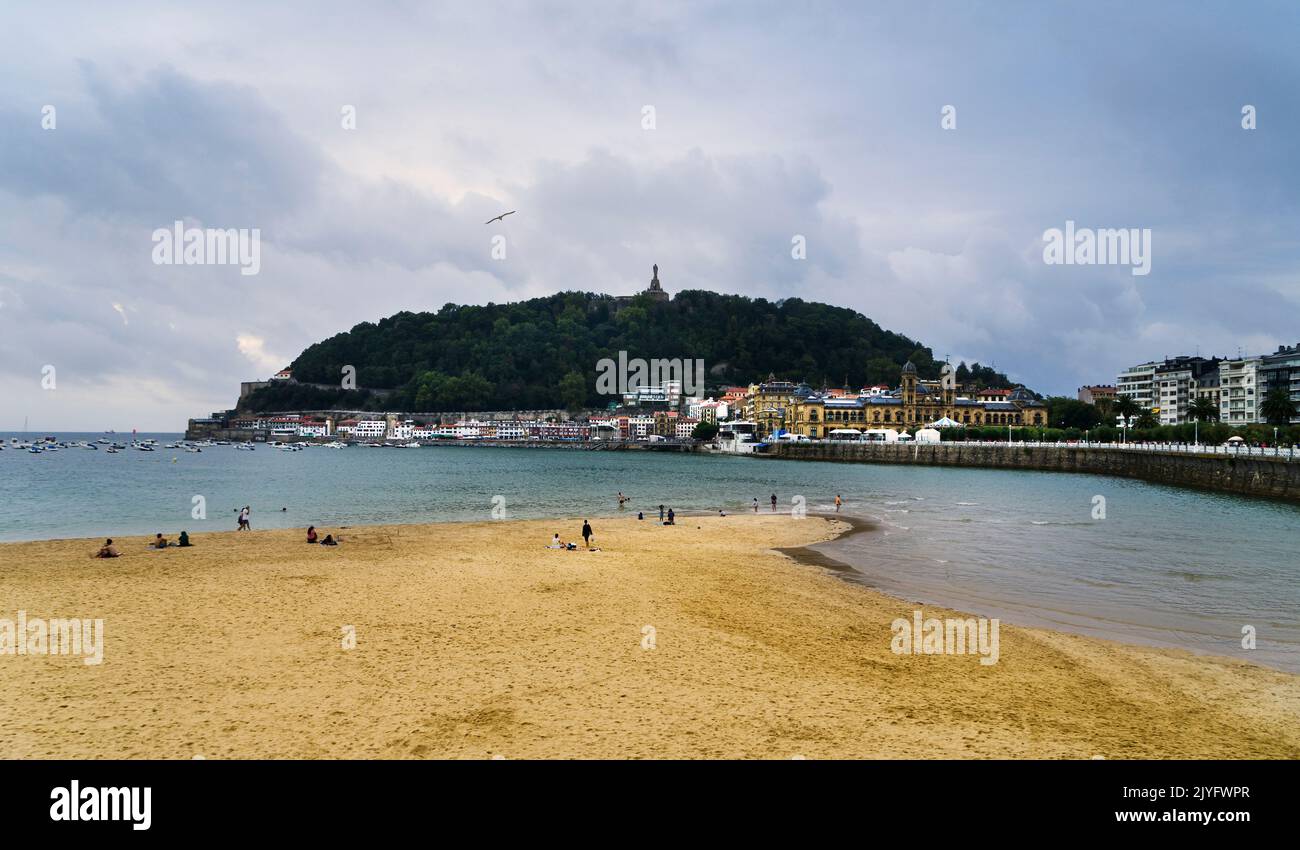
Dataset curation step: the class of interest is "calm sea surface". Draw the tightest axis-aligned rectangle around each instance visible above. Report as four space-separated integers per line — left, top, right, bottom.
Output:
2 432 1298 672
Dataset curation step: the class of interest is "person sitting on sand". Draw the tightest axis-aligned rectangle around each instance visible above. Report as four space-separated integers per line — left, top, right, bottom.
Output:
637 511 644 520
719 509 726 517
177 531 192 547
95 539 119 558
150 533 169 549
321 534 338 546
665 508 675 525
307 526 318 544
548 533 564 549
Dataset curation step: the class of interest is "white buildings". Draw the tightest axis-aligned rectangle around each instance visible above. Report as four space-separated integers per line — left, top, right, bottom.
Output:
1154 363 1194 425
297 421 330 438
1116 361 1158 412
1119 356 1222 424
687 398 729 422
494 421 529 440
1219 357 1260 424
349 419 388 439
627 415 654 438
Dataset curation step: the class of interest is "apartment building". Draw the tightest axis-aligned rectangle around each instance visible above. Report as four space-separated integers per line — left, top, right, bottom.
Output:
1218 358 1261 424
1153 357 1220 425
1116 361 1159 412
1260 343 1300 425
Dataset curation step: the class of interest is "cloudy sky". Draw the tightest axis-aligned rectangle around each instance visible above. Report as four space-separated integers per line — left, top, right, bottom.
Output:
2 1 1298 430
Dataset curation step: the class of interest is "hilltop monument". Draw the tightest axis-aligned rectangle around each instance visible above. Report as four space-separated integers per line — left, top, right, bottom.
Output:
614 263 670 308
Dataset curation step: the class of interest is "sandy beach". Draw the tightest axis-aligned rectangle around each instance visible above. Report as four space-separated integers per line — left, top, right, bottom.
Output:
1 514 1297 759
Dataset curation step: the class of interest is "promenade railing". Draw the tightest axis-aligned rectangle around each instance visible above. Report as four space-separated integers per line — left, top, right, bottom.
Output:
814 439 1299 461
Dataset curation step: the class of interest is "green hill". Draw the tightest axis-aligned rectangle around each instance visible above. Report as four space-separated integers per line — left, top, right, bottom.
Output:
241 290 1014 413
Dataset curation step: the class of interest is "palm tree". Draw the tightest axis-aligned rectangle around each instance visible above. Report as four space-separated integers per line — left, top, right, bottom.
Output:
1260 387 1298 426
1188 397 1218 422
1112 396 1140 441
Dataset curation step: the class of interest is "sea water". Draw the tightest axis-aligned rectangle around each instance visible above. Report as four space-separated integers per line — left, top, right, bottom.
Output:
2 434 1297 672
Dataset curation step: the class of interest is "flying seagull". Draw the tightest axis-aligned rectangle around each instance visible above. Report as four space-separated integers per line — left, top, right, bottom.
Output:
484 210 516 225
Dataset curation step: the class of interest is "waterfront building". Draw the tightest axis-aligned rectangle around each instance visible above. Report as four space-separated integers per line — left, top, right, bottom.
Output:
746 375 812 437
627 414 654 438
297 420 331 438
1216 358 1258 426
687 398 727 422
350 419 388 440
1117 361 1159 413
494 421 529 440
1260 343 1300 425
779 362 1046 439
1153 357 1221 425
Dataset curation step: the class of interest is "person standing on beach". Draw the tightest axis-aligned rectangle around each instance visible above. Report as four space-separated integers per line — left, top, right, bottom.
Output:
770 493 777 512
835 494 842 512
658 504 665 521
581 520 593 548
752 497 758 512
238 506 251 531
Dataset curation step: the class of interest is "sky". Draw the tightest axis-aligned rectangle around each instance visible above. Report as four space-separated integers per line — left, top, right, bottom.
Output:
1 0 1298 430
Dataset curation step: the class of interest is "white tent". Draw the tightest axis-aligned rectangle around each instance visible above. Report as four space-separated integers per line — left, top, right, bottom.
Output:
914 427 942 444
927 416 963 428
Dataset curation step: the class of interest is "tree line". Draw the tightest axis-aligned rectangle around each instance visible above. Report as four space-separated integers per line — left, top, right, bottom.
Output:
241 289 1018 413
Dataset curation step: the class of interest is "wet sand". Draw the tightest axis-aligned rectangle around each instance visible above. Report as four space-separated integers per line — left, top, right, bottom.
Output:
1 515 1297 759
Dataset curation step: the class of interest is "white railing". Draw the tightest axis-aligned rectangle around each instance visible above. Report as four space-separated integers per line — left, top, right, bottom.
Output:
802 439 1299 460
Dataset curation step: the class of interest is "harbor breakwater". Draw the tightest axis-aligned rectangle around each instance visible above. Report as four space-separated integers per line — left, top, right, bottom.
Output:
765 442 1300 503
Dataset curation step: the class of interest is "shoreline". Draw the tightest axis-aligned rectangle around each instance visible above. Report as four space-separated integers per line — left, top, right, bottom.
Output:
2 515 1298 758
2 511 1292 676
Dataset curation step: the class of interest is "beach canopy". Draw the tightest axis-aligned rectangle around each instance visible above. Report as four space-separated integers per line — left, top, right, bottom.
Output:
927 416 963 428
1226 435 1245 442
914 427 942 443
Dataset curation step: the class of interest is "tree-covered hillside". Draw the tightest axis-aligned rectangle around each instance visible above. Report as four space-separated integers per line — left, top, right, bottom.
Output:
242 290 1014 412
